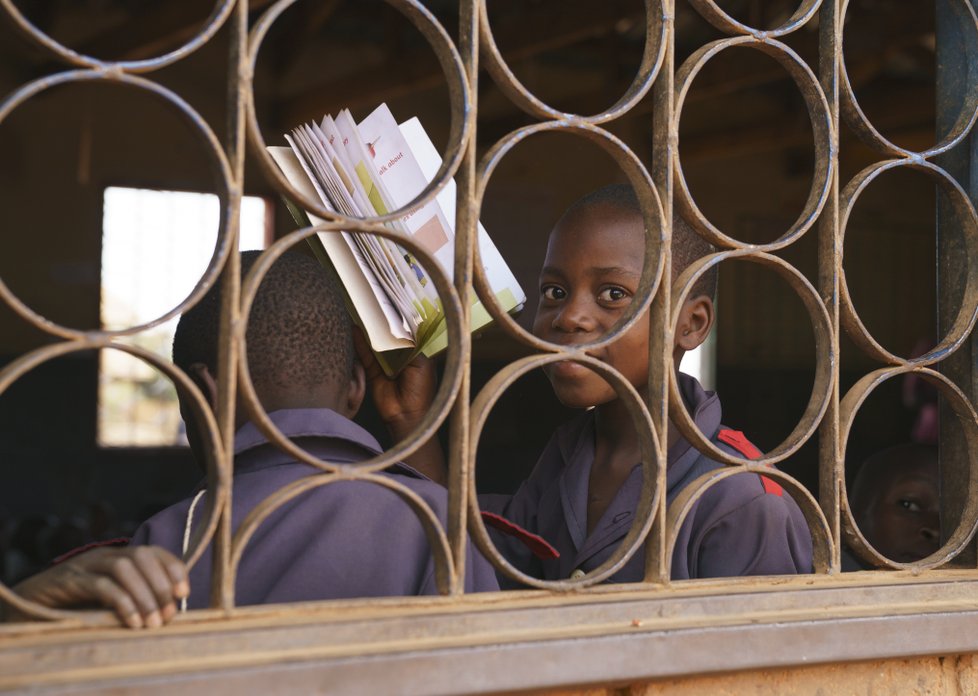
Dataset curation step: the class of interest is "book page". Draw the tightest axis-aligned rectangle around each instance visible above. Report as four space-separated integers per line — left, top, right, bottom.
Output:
334 109 441 318
305 123 375 219
289 126 421 334
335 110 398 216
320 115 360 197
398 117 526 316
295 126 360 216
358 104 457 286
266 146 413 352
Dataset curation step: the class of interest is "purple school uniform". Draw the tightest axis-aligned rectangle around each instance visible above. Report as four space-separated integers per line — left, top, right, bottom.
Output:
130 409 498 607
481 373 813 584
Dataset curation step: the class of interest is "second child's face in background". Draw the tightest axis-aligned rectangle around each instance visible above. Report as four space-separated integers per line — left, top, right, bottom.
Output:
532 203 649 408
864 468 940 563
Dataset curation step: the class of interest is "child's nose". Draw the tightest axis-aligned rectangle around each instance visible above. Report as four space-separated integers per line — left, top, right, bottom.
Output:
551 296 596 334
920 519 939 543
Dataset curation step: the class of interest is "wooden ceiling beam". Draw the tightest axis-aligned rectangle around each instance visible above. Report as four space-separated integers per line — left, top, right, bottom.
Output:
67 0 278 63
277 0 646 126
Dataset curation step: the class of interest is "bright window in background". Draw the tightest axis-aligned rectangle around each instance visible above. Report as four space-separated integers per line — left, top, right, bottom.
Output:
680 328 716 392
99 187 269 447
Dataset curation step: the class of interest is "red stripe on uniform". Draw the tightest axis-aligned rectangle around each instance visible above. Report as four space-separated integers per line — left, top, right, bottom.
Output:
481 511 560 560
717 429 763 459
718 429 783 496
760 475 784 497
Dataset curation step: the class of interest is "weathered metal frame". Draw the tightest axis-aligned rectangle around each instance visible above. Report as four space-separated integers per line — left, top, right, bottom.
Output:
3 0 978 690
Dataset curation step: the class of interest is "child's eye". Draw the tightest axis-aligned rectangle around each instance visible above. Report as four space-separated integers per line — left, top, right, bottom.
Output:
898 499 922 512
541 284 566 301
597 286 629 303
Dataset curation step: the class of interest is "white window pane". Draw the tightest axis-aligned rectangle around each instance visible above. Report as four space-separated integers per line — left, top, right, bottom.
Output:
99 188 269 447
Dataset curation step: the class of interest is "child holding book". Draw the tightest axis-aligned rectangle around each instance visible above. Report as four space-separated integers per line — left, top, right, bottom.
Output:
6 251 497 628
363 184 812 584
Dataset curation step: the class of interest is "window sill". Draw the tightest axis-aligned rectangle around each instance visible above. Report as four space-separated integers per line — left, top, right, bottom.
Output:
3 572 978 693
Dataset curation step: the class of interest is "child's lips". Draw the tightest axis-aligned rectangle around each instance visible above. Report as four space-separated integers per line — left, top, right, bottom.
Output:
548 360 594 379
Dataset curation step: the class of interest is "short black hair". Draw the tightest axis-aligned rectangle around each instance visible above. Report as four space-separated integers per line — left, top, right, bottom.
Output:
173 249 353 391
562 183 718 300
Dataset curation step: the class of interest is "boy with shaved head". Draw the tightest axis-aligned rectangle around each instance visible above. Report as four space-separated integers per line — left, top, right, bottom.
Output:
8 250 496 628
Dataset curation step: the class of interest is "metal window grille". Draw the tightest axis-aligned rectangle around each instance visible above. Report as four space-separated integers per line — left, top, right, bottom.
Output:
2 0 978 692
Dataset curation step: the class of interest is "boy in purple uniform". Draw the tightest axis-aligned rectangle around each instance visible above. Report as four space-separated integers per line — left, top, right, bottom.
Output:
369 185 812 584
8 250 497 628
483 185 812 582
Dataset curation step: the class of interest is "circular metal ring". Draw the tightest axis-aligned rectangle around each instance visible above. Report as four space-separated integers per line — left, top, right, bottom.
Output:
229 470 455 598
687 0 821 38
839 0 978 158
478 0 666 123
839 365 978 570
0 0 235 73
666 466 833 574
235 222 464 475
673 36 834 252
0 340 227 620
245 0 471 226
839 158 978 365
472 121 665 355
0 70 234 341
467 353 661 589
668 250 835 466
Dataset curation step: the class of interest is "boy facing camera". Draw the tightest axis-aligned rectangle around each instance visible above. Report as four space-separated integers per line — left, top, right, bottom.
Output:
369 185 812 584
7 250 497 628
844 443 939 569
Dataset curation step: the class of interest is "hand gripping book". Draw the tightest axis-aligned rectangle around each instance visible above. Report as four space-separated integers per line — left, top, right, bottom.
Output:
268 103 525 376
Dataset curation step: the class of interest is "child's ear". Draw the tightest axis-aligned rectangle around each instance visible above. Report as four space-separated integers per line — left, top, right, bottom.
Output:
187 363 219 410
675 295 715 351
343 360 367 418
178 363 218 472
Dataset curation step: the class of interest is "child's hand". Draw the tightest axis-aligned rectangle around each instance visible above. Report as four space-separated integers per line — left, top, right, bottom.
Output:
354 328 446 484
354 328 437 441
8 546 189 629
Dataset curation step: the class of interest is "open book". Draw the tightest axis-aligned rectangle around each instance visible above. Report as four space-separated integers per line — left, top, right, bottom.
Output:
268 104 525 376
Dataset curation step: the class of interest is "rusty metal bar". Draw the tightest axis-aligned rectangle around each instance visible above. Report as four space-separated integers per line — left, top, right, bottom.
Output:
644 0 674 584
936 0 978 567
208 0 249 611
817 0 843 574
447 0 478 595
